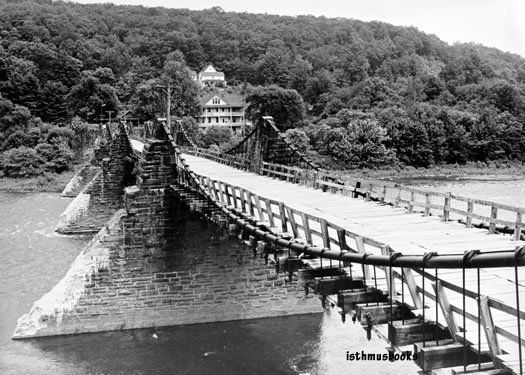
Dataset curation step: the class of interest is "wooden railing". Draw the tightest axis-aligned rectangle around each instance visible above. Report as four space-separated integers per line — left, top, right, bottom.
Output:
187 170 525 367
190 171 525 354
165 121 525 371
183 147 525 240
184 147 252 171
260 160 525 240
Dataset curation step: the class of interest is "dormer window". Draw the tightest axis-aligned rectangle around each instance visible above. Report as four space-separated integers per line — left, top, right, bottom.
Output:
212 97 221 104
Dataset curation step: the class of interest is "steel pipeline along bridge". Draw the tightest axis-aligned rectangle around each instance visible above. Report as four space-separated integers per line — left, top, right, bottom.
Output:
126 118 525 374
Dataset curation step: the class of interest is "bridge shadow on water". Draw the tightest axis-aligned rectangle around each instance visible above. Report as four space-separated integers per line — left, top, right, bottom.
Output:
23 309 418 375
26 313 324 375
1 195 417 375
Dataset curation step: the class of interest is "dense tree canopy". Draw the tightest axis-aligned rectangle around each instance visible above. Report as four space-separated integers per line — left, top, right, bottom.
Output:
0 0 523 171
245 86 306 129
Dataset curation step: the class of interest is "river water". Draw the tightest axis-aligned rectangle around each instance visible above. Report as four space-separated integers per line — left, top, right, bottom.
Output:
0 176 522 374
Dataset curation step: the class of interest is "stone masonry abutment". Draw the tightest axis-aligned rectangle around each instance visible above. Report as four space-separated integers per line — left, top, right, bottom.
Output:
14 136 321 339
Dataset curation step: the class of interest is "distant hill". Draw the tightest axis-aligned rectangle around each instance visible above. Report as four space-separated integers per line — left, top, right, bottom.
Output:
1 0 524 167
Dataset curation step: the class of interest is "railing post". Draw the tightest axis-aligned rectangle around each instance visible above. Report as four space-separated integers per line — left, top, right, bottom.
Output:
489 206 498 234
381 245 396 300
217 181 225 203
424 193 431 216
247 191 255 217
278 202 288 233
254 195 264 222
286 208 299 238
380 185 387 205
320 219 330 249
365 183 372 201
265 199 275 228
466 199 474 228
408 191 415 213
239 187 246 213
395 188 401 208
479 295 502 358
432 280 458 338
301 213 312 245
336 229 347 251
224 183 232 207
404 268 422 309
356 236 370 281
443 193 451 221
515 212 523 241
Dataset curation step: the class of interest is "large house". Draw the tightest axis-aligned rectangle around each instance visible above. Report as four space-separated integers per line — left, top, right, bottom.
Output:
190 64 226 88
197 92 248 134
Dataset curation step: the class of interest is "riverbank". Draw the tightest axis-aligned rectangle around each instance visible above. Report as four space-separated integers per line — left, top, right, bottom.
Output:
335 162 525 182
2 161 524 193
0 171 75 193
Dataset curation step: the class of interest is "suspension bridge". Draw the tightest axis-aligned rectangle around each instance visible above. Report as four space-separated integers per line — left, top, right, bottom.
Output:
129 118 525 374
22 117 525 375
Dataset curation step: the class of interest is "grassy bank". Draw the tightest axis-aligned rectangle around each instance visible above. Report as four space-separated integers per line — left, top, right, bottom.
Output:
0 171 76 193
331 161 525 181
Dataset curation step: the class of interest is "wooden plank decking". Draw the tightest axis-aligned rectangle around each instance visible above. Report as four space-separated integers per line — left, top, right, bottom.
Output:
183 153 525 373
183 154 522 256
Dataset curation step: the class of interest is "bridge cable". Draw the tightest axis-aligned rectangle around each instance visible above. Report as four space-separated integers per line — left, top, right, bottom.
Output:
373 265 379 306
389 253 394 333
462 263 467 372
401 268 405 325
338 249 346 322
477 267 481 370
362 253 369 308
422 255 427 350
435 268 439 346
516 246 523 375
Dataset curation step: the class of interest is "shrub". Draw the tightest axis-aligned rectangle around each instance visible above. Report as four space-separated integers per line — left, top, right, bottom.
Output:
38 142 74 173
201 126 233 149
0 146 45 177
284 128 309 153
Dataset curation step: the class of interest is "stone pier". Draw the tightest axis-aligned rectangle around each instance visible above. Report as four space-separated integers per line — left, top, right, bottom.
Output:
14 137 321 339
56 123 136 234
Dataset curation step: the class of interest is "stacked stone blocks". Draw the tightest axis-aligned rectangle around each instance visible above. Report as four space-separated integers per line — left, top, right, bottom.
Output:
16 136 321 338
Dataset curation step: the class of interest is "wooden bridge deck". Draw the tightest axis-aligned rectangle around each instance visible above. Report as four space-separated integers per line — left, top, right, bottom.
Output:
184 154 522 256
183 153 525 373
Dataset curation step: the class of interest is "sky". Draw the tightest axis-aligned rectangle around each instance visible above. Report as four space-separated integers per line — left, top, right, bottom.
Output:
71 0 525 58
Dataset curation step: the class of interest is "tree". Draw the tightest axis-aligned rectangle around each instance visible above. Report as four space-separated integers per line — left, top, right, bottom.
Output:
489 81 523 114
161 51 201 118
254 40 292 87
200 126 233 149
344 118 394 168
174 116 203 145
245 86 306 130
311 110 394 168
287 57 313 95
67 68 119 122
284 128 309 153
130 51 200 121
0 98 31 133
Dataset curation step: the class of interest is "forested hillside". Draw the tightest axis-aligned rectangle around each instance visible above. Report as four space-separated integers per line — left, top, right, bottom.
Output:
1 0 524 172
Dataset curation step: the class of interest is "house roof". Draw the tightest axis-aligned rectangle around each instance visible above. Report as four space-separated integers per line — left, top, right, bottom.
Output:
199 92 245 107
200 71 225 78
199 64 216 74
